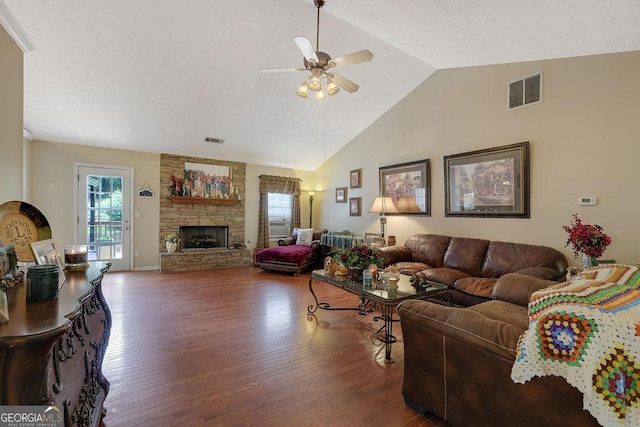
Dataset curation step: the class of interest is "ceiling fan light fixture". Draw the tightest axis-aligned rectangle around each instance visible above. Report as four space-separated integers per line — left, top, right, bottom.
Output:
308 75 321 91
296 82 309 98
326 79 339 96
315 90 325 101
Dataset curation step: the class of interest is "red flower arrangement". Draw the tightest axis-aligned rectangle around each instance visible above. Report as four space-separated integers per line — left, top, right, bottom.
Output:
562 214 611 258
333 244 384 270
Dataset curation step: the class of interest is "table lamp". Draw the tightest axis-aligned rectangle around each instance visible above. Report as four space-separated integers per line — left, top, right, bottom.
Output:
369 197 399 242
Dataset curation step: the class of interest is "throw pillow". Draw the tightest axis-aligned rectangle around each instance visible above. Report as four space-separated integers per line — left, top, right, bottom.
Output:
296 228 314 245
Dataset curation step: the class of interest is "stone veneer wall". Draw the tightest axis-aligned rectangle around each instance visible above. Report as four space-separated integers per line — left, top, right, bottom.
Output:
159 153 250 271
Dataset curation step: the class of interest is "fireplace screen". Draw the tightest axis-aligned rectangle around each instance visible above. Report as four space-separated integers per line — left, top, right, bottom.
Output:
179 226 228 249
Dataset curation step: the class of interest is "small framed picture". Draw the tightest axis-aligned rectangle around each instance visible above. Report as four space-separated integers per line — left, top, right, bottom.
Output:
349 197 362 216
350 169 362 189
29 239 66 286
335 187 347 203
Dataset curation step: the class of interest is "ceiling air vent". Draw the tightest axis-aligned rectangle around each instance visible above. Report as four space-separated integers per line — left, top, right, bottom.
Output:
508 71 542 110
204 137 225 144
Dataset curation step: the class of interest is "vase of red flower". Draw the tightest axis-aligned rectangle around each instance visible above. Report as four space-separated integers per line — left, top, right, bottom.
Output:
333 244 384 274
563 214 611 269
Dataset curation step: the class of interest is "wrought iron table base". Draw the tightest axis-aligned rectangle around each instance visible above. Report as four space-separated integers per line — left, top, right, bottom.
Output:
308 279 375 315
308 276 396 362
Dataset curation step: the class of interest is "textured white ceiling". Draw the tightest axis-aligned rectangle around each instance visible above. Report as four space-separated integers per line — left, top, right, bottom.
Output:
4 0 640 170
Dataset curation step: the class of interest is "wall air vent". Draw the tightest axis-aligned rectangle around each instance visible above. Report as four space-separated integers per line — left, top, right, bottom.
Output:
508 71 542 110
204 137 225 144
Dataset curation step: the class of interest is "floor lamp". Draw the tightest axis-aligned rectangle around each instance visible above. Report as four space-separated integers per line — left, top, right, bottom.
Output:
308 191 316 228
369 197 398 243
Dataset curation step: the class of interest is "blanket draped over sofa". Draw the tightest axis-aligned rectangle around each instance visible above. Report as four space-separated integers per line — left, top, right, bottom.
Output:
511 264 640 427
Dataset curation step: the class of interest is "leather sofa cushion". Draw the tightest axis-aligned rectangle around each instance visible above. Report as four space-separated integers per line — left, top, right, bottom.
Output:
492 273 558 307
391 261 431 276
413 267 470 287
453 277 497 299
403 234 451 267
443 237 490 277
379 246 413 266
481 241 568 279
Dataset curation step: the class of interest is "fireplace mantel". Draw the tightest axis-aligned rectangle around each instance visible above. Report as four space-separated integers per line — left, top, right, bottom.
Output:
168 196 240 206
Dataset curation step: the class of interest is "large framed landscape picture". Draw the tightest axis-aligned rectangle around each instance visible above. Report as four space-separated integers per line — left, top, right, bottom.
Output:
379 159 431 216
444 141 530 218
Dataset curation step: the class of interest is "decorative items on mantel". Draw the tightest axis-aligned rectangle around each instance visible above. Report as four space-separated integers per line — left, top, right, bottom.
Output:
563 213 612 269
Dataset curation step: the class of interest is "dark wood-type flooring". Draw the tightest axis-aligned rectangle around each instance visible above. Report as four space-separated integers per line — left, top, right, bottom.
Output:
101 266 450 426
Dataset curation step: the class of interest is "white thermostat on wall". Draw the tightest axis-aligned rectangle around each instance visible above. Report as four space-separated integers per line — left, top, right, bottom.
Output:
578 196 597 206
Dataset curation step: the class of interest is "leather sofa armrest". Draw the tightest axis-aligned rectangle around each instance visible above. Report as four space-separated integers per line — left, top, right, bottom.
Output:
492 273 558 307
398 299 522 359
378 246 412 267
278 237 296 246
513 266 562 280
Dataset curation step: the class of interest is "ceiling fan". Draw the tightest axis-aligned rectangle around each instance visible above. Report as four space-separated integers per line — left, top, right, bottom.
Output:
260 0 373 100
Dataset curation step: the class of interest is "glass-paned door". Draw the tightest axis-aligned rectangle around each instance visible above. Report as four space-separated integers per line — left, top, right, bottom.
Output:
77 165 131 271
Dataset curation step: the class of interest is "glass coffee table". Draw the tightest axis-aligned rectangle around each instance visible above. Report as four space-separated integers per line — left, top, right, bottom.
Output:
307 269 450 362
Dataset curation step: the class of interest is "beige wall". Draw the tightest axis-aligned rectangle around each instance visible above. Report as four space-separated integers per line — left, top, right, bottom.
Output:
315 51 640 265
29 141 160 269
0 25 23 201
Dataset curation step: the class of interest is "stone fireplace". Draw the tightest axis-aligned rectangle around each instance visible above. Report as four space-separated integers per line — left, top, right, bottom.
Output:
180 225 228 249
159 153 251 272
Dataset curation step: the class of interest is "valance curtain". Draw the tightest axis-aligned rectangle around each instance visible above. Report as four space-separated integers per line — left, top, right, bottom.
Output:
256 175 301 249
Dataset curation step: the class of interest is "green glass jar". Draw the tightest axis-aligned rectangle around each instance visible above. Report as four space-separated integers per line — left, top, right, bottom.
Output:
26 265 59 303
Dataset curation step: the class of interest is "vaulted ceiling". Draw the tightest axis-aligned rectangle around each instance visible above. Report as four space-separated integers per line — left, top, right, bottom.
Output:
4 0 640 170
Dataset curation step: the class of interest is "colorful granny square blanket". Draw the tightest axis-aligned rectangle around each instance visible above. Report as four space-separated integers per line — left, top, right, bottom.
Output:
511 264 640 427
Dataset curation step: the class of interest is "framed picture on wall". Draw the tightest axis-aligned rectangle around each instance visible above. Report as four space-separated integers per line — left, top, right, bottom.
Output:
350 169 362 189
379 159 431 216
444 141 530 218
335 187 347 203
349 197 362 216
184 162 232 198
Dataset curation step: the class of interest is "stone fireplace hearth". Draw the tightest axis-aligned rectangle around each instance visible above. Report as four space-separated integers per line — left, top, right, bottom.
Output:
159 154 251 272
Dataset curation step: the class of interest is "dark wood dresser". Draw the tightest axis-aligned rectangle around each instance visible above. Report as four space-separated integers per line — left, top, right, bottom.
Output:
0 262 112 427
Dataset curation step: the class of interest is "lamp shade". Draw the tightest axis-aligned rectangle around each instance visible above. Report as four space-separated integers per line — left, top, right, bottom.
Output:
369 197 399 214
326 79 340 96
296 83 308 98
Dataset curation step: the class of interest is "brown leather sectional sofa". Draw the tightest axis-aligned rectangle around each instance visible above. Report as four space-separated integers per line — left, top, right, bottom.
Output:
381 235 598 425
379 233 568 306
397 273 599 426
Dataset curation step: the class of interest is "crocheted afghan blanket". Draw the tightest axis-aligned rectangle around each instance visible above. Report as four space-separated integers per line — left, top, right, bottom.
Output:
511 264 640 427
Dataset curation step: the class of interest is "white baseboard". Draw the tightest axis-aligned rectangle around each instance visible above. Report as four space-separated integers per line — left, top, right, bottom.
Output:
133 265 160 271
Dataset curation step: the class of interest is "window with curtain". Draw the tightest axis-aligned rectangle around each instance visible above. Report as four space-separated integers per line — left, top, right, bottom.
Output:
267 193 292 239
257 175 301 249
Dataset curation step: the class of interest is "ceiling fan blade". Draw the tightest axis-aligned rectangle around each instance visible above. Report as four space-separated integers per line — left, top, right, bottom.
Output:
329 72 359 93
259 67 307 73
328 50 373 68
293 36 319 64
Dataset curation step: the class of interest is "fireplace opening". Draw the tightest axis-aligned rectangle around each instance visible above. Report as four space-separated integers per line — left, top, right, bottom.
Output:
179 226 228 250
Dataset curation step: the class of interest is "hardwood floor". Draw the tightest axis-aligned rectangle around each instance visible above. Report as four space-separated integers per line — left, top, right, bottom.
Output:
101 267 449 426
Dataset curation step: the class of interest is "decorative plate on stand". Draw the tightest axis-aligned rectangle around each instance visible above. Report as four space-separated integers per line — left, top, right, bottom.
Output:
0 201 52 262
